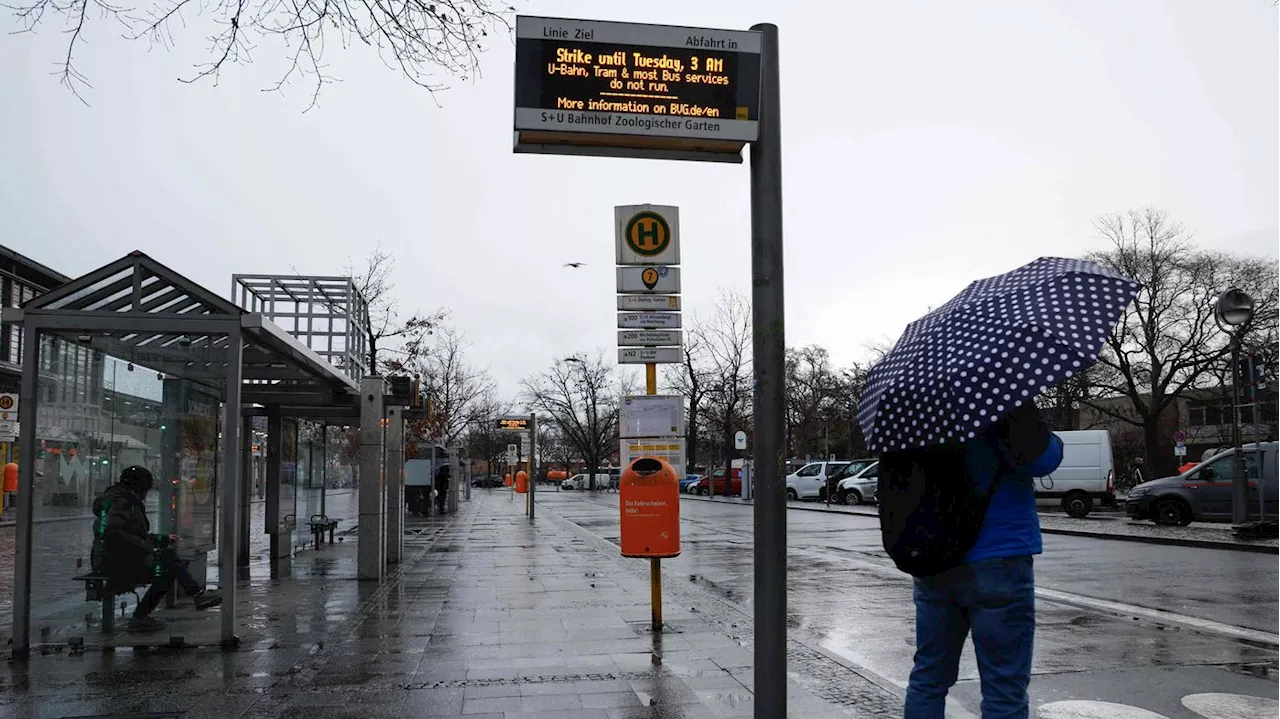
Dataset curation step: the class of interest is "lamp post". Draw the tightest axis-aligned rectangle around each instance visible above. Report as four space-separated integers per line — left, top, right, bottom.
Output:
1214 288 1255 526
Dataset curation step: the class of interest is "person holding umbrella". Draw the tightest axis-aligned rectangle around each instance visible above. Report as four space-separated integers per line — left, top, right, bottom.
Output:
858 257 1139 718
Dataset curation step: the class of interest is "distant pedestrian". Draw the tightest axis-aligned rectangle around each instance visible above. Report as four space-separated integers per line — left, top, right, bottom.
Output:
434 463 451 514
1127 456 1149 491
879 403 1063 718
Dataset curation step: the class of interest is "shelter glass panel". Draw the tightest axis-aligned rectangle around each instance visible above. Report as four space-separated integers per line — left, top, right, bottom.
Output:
324 424 358 523
294 421 326 551
28 331 228 649
279 418 298 535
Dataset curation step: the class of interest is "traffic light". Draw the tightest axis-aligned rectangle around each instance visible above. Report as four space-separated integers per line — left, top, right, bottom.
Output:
1238 353 1269 402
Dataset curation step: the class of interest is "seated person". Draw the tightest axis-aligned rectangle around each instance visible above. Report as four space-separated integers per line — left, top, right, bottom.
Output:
90 465 222 632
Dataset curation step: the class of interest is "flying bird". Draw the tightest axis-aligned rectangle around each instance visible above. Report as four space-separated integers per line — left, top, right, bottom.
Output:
563 262 587 268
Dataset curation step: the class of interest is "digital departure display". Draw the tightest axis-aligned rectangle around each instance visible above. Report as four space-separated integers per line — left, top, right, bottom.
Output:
513 16 762 161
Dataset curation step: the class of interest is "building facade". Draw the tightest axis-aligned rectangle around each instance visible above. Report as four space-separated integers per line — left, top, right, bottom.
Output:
1077 388 1278 473
0 245 71 393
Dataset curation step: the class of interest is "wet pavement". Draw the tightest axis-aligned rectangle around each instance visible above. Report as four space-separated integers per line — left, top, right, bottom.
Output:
546 491 1279 718
0 489 897 718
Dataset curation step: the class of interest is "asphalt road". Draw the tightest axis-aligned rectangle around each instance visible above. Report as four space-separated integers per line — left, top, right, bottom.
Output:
543 491 1279 719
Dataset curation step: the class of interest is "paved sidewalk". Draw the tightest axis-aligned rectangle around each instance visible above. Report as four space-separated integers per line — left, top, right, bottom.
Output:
0 490 891 718
681 493 1280 552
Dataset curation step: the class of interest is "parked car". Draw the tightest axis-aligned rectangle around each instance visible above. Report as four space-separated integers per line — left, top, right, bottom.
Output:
693 467 742 496
822 459 878 502
784 460 852 500
835 461 881 505
1126 442 1278 526
679 474 703 493
1033 430 1117 518
561 473 611 490
470 475 503 489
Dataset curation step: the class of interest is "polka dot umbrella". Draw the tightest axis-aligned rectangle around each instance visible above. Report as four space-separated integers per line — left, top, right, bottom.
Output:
857 257 1140 454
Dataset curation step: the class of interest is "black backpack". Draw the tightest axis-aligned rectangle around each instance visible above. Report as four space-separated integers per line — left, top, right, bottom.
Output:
876 445 996 577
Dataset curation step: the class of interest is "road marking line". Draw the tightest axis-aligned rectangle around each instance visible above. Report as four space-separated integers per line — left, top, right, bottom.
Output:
1182 693 1279 719
1035 587 1278 647
1039 700 1169 718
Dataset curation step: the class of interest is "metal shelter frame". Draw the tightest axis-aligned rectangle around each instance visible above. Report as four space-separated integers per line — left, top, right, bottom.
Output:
231 275 370 384
4 251 361 656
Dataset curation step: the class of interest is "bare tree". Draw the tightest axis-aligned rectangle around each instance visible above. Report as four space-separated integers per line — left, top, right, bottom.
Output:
6 0 514 108
1035 366 1099 432
537 423 576 483
666 330 712 473
1083 208 1279 474
785 345 838 460
349 244 446 377
834 363 870 459
521 352 620 491
412 326 495 446
462 389 516 476
697 289 752 494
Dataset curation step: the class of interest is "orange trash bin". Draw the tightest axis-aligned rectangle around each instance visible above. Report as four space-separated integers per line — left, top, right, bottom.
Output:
619 457 681 558
515 470 528 494
503 474 513 487
3 462 16 493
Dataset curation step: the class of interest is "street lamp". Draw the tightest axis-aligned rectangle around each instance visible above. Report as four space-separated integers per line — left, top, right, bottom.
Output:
1214 288 1255 526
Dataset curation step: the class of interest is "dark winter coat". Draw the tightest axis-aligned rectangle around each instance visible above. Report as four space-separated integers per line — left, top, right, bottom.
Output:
90 483 156 590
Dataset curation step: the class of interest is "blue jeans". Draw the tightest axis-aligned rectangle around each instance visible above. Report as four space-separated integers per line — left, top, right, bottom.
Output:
904 555 1035 719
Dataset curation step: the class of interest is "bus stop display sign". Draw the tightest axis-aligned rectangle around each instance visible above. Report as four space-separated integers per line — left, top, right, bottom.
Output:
513 16 762 163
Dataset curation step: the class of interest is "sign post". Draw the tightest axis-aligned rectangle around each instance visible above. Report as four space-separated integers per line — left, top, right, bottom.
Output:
528 413 537 521
748 23 786 717
513 18 784 715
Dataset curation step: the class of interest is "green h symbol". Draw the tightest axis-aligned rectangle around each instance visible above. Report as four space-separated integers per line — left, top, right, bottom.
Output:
636 220 660 249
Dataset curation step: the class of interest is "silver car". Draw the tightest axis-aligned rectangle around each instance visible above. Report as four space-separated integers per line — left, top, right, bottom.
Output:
835 460 880 506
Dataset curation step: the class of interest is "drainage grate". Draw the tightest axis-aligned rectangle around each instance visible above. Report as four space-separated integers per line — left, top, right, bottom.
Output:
626 620 683 636
263 670 666 695
67 714 181 719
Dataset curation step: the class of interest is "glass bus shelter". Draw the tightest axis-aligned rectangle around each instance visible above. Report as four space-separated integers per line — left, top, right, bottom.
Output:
4 251 363 656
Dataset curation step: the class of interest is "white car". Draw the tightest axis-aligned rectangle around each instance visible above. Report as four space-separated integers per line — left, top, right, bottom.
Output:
561 473 610 490
835 460 881 505
784 460 852 500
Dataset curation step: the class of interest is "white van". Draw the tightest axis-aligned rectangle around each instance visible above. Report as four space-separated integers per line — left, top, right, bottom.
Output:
1035 430 1116 517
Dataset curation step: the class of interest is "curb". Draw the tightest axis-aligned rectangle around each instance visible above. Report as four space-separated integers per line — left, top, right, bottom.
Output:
1036 527 1278 554
678 493 1279 555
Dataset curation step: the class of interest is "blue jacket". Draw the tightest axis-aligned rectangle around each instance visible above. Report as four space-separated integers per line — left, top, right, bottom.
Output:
964 431 1063 563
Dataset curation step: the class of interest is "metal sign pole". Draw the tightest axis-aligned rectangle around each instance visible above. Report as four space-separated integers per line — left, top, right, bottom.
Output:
528 414 537 521
749 22 786 718
1230 336 1248 525
645 362 663 630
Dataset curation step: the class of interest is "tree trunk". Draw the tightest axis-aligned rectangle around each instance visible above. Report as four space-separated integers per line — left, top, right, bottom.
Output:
722 420 735 498
687 403 699 474
1143 415 1174 478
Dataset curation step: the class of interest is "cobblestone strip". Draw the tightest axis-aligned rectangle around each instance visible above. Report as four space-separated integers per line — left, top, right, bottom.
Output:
540 505 905 718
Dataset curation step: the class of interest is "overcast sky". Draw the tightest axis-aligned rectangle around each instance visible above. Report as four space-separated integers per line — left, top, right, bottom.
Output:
1 0 1276 397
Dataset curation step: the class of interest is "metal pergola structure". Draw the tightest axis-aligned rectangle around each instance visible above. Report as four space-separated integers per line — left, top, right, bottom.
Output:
231 275 370 384
3 251 362 655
